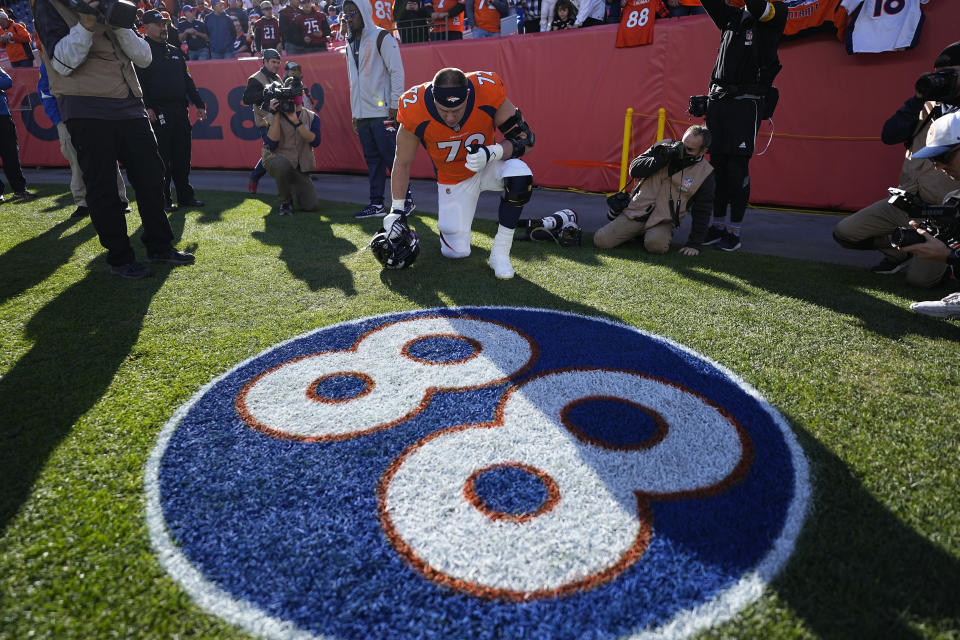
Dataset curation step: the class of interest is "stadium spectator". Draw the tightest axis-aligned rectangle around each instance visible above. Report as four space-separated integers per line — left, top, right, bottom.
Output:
390 68 535 279
465 0 507 37
230 14 253 53
572 0 604 27
1 0 32 37
243 48 282 193
262 75 322 215
425 0 464 41
833 42 960 288
393 0 430 42
252 1 283 51
665 0 703 17
700 0 786 251
550 0 575 29
195 0 212 16
594 126 714 254
38 62 130 219
178 5 212 59
518 0 539 32
899 111 960 318
137 9 206 211
342 0 413 219
226 0 250 31
34 0 195 278
293 0 331 52
0 67 35 200
204 0 238 58
0 10 34 67
278 0 300 51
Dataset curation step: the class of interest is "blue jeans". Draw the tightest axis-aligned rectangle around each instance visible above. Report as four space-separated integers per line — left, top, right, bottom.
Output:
211 50 234 59
250 126 268 182
357 118 395 206
188 48 211 60
471 27 498 37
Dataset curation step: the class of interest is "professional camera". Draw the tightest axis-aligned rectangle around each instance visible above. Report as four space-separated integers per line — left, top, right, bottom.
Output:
689 94 708 118
63 0 137 29
915 68 959 103
887 187 960 249
263 61 305 114
606 190 631 220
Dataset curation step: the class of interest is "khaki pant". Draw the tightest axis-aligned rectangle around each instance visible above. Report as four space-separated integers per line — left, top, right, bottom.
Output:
833 197 946 288
57 122 127 207
264 156 318 211
593 214 674 254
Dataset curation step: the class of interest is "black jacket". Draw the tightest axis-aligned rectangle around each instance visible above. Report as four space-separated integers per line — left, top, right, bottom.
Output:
702 0 786 94
136 37 204 116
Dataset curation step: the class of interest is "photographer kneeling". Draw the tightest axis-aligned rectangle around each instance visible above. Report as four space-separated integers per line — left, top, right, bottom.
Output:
896 111 960 319
262 71 321 215
594 126 714 255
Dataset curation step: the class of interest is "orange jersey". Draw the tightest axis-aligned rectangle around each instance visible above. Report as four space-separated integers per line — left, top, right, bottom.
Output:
369 0 396 30
429 0 463 32
472 0 501 33
397 70 507 185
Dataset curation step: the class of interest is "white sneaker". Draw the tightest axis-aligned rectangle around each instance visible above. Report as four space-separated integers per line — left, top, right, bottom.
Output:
910 292 960 319
488 224 515 279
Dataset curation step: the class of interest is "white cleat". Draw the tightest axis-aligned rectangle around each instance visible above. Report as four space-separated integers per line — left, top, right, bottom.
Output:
488 253 515 279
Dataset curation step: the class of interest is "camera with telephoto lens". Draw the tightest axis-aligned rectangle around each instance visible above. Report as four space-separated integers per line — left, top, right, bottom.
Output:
63 0 137 29
887 187 960 249
915 68 960 103
263 63 305 114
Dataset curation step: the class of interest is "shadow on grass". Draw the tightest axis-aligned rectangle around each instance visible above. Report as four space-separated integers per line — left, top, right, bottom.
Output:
0 214 186 532
0 217 96 304
771 421 960 639
39 192 77 213
251 199 358 295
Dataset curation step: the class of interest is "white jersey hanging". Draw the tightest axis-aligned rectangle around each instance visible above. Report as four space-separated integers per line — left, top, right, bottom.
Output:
839 0 925 54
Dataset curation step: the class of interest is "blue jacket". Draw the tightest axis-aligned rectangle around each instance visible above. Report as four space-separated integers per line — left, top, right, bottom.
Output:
204 12 236 54
36 63 61 125
0 68 11 117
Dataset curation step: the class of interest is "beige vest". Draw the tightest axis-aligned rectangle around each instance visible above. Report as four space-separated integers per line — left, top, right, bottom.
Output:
41 0 142 99
899 101 955 204
251 70 273 128
624 158 714 229
262 108 317 171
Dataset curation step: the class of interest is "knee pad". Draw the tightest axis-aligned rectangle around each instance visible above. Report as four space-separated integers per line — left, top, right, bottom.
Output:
503 173 533 207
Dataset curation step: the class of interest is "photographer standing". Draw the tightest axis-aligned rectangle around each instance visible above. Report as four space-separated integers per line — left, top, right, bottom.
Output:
698 0 786 252
242 47 282 193
34 0 195 278
262 75 321 215
833 42 960 288
341 0 413 219
137 9 206 212
594 126 714 254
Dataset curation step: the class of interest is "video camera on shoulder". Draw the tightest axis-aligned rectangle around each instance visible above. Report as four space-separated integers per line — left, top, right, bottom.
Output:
63 0 137 29
887 187 960 249
263 61 305 114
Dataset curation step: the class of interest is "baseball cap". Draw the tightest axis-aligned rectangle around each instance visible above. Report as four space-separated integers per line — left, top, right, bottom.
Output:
912 110 960 159
934 41 960 69
260 0 273 8
142 9 171 23
182 4 195 11
262 48 281 60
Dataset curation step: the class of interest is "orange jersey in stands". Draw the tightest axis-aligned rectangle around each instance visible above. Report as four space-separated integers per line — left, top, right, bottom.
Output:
397 70 507 185
472 0 501 32
616 0 655 48
369 0 396 29
428 0 463 32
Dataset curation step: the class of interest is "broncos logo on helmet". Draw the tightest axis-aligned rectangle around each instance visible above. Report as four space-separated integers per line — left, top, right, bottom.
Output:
370 214 421 270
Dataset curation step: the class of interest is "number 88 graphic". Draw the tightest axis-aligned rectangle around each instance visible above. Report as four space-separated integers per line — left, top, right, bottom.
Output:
626 8 648 28
380 368 752 601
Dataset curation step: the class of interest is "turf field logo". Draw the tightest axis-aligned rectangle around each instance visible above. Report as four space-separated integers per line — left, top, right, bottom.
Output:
146 307 810 640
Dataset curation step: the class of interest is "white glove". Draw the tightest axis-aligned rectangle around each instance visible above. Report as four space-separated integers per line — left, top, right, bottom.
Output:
464 143 504 173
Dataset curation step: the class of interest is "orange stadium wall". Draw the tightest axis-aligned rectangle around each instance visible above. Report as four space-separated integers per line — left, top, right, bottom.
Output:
5 0 955 211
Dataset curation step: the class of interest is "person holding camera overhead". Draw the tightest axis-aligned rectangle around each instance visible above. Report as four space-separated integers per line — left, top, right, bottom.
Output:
262 62 321 215
833 41 960 289
594 126 715 255
136 9 206 213
34 0 196 279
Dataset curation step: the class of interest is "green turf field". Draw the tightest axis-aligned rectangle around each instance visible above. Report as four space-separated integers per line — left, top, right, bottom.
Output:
1 186 958 639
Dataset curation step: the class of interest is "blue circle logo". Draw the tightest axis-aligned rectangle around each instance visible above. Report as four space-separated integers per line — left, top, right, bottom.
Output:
146 307 809 639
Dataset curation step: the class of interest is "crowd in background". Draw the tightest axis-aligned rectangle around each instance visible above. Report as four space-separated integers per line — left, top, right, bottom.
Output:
0 0 705 66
